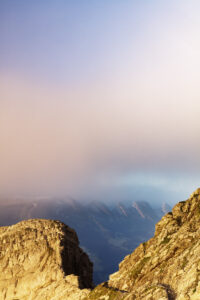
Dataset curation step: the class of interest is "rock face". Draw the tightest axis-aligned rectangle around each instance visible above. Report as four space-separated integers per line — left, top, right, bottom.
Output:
2 189 200 300
0 198 164 284
86 188 200 299
0 219 93 300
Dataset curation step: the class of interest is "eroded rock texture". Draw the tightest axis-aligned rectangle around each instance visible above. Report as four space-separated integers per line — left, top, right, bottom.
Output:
86 188 200 300
0 219 93 300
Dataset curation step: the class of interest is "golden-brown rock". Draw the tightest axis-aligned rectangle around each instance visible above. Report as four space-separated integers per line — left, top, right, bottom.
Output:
0 219 93 300
86 188 200 300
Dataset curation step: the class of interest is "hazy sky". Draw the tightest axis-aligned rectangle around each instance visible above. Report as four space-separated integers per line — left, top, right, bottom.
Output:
1 0 200 204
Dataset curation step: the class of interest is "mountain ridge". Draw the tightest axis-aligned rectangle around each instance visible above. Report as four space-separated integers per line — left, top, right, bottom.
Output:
1 189 200 299
86 188 200 299
0 198 166 283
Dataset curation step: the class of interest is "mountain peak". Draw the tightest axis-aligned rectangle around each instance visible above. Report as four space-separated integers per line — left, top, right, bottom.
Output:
0 219 93 300
190 187 200 198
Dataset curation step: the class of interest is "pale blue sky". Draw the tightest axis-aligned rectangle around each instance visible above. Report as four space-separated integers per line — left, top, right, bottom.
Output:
1 0 200 203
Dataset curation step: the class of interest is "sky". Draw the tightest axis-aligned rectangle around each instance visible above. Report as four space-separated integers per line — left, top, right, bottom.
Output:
1 0 200 205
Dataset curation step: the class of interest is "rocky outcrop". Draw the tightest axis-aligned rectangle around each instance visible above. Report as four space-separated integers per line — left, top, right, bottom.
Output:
0 198 162 284
86 188 200 299
2 189 200 300
0 219 93 300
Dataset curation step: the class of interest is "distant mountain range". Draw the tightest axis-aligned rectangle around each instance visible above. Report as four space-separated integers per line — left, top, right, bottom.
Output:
0 197 170 283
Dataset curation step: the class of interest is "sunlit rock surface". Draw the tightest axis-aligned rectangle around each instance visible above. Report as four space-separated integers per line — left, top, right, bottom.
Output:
86 188 200 299
0 219 93 300
2 189 200 299
0 198 165 284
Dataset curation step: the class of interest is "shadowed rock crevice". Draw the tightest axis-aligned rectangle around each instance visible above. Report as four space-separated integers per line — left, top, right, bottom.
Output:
60 223 93 289
159 284 176 300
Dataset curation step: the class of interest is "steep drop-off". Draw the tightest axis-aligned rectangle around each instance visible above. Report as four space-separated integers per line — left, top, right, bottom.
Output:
0 219 93 300
0 198 165 284
87 188 200 299
1 188 200 299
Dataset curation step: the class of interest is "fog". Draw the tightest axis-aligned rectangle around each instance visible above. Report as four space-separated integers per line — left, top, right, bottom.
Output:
1 0 200 204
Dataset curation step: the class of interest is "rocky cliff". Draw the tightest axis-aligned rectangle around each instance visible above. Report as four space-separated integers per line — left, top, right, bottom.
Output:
0 197 164 284
0 219 93 300
86 188 200 299
2 189 200 300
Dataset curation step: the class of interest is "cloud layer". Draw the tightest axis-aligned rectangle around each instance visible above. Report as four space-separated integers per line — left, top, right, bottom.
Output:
1 0 200 202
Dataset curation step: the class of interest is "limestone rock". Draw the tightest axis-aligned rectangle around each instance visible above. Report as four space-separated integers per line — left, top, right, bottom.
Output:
0 219 93 300
86 188 200 299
